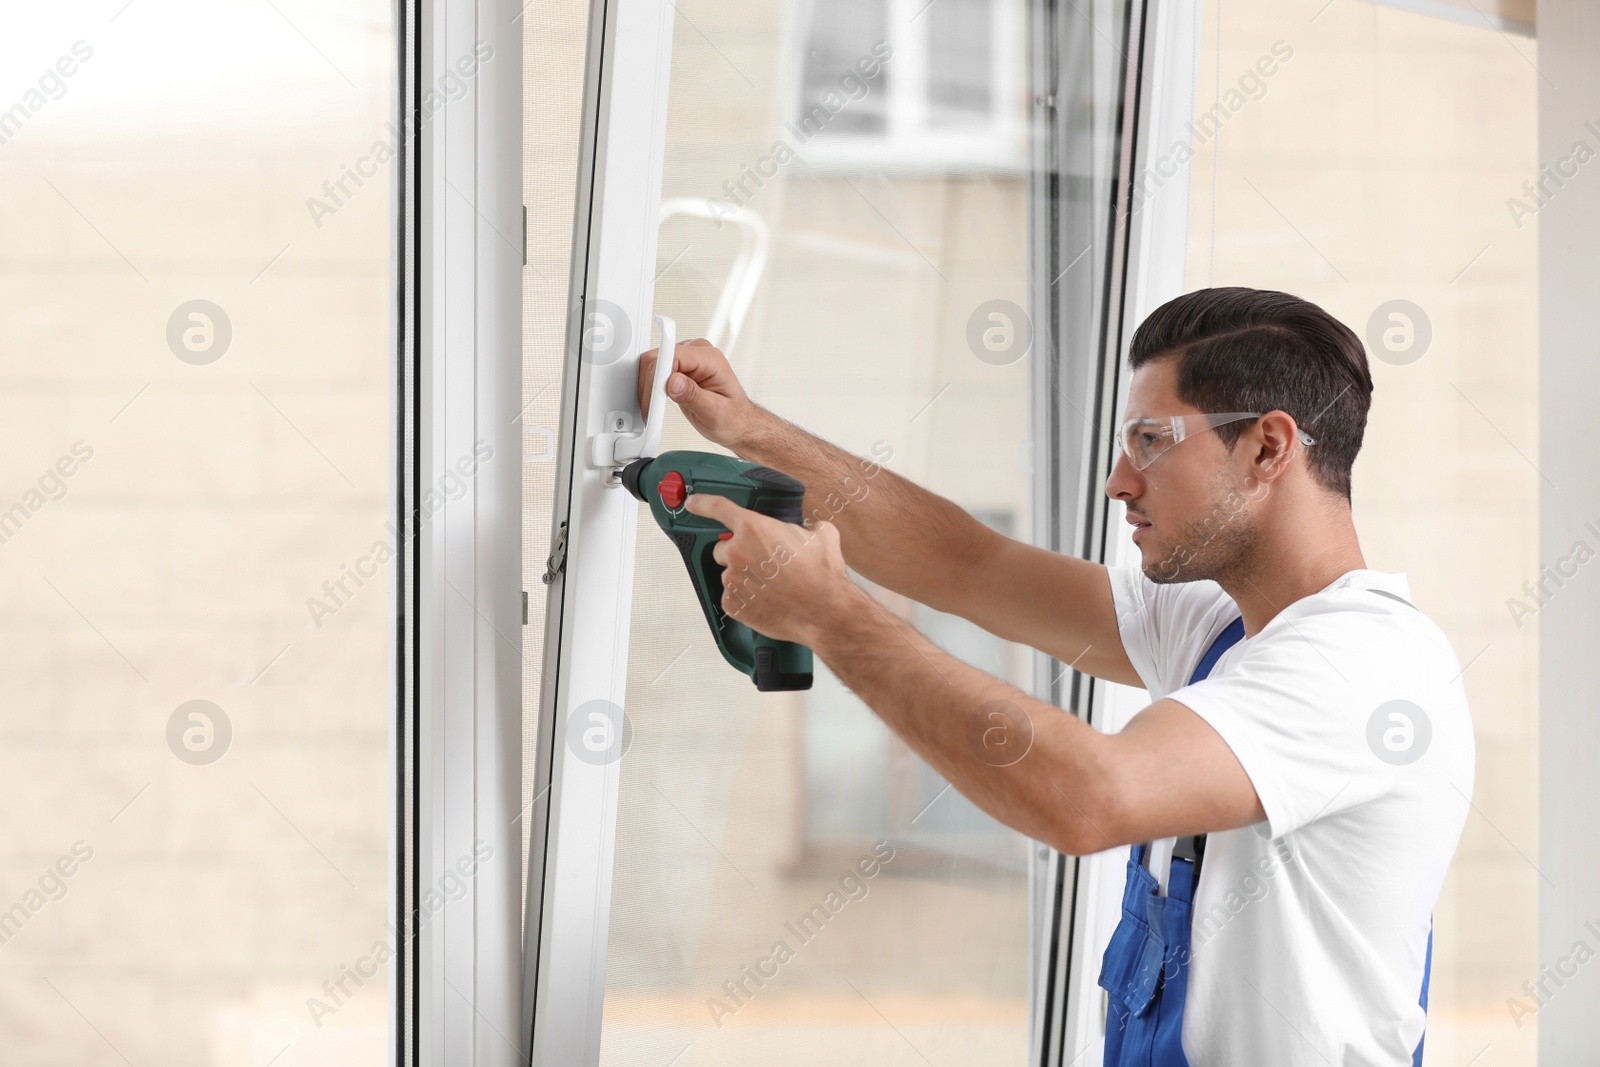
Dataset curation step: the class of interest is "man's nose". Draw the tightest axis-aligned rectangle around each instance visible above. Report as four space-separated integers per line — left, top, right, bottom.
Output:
1105 449 1140 501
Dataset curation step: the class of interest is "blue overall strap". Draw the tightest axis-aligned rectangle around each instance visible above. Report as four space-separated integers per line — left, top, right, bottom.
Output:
1097 618 1245 1067
1171 618 1246 873
1412 920 1433 1066
1191 617 1244 685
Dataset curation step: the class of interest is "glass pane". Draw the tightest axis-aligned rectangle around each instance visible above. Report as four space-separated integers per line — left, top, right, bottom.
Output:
0 3 395 1065
521 0 593 911
596 0 1042 1062
1186 1 1536 1060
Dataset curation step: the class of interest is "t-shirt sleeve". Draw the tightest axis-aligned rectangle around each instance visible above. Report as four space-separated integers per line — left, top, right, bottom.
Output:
1164 613 1400 841
1105 564 1237 699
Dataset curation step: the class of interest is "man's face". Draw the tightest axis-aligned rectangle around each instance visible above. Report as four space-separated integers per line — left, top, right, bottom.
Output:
1104 358 1262 584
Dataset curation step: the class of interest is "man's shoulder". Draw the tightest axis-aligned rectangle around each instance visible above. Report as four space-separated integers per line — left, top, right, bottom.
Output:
1270 571 1459 668
1247 572 1473 752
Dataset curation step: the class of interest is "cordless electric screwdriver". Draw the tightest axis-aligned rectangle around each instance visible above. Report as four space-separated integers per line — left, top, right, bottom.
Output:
621 449 814 691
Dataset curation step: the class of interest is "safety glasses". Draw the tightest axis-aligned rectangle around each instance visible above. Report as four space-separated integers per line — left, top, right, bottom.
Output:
1115 411 1317 471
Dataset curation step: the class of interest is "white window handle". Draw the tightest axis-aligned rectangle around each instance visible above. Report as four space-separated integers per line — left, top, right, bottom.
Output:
588 314 675 480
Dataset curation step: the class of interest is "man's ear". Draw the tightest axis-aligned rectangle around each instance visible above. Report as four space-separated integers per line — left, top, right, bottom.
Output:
1251 410 1302 483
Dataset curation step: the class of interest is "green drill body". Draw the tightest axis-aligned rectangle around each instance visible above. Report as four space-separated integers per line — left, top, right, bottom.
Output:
621 450 814 691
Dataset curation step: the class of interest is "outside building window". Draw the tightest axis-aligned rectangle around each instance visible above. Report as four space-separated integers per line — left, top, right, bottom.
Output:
790 0 1026 173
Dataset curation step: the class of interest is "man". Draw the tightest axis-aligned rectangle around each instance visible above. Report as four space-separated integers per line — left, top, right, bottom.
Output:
636 286 1474 1065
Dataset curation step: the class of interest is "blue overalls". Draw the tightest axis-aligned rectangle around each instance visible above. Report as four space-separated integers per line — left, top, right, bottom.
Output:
1096 617 1434 1066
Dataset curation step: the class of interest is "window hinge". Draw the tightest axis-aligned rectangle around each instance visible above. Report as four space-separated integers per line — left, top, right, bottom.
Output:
521 205 528 266
522 590 528 625
541 519 568 585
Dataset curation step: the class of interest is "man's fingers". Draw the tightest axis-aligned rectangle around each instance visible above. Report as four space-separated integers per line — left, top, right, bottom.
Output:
684 492 743 528
662 340 724 381
666 369 697 404
637 342 693 415
637 346 662 417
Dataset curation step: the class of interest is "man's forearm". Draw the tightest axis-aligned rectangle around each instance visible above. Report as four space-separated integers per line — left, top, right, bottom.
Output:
806 581 1115 856
734 406 990 611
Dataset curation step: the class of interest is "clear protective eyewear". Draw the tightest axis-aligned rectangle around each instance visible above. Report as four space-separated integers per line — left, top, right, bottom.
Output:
1115 411 1317 471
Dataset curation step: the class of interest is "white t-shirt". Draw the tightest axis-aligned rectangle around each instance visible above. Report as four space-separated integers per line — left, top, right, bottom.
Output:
1105 565 1475 1067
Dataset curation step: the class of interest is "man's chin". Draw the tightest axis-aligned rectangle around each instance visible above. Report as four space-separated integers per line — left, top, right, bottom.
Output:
1139 540 1192 585
1142 563 1186 585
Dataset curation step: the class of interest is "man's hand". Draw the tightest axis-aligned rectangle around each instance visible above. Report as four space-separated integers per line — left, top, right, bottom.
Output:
685 491 856 646
638 338 764 451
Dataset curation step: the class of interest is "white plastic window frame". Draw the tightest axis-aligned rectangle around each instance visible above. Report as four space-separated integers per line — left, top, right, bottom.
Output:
517 0 676 1063
398 0 526 1064
1046 0 1205 1062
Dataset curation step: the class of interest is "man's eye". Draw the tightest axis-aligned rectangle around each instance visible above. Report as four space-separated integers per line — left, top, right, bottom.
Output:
1138 433 1161 447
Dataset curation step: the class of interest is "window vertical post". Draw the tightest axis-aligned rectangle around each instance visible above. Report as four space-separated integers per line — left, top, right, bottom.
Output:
1073 0 1204 1059
518 0 677 1063
411 0 526 1063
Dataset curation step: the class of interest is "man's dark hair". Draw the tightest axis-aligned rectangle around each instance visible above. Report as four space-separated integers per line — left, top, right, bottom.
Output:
1127 286 1373 501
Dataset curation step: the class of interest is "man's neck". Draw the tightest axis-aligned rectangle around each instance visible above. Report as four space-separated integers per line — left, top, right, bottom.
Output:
1218 510 1367 638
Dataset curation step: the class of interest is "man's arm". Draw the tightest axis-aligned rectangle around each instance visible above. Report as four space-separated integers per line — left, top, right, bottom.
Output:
804 580 1266 854
683 487 1262 852
735 410 1142 684
640 339 1141 686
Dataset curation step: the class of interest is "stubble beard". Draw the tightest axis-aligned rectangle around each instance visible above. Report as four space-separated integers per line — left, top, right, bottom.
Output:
1141 474 1260 586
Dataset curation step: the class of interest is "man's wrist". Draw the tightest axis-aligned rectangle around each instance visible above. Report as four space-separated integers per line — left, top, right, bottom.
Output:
728 403 778 460
801 578 878 660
